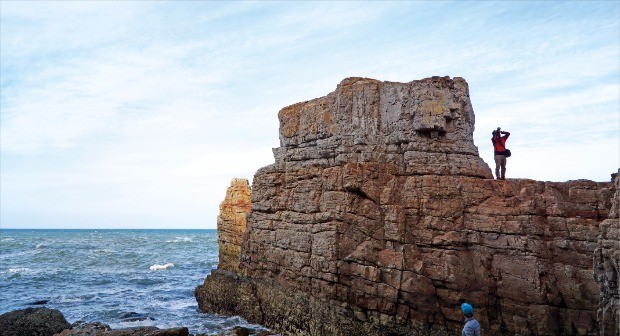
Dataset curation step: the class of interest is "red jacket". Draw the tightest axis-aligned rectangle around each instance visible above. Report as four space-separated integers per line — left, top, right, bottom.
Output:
492 132 510 155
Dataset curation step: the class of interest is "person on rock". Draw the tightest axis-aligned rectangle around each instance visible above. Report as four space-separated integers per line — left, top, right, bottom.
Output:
492 127 510 180
461 302 482 336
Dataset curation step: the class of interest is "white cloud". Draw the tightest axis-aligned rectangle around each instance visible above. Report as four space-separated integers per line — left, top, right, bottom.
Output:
1 1 618 228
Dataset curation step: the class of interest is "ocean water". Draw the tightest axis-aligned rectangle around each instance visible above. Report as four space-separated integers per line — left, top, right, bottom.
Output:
0 229 261 335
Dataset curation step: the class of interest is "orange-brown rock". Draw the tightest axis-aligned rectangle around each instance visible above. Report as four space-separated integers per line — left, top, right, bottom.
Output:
216 178 252 272
196 77 616 335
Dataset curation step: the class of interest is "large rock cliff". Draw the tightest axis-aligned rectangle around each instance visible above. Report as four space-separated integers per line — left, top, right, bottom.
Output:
196 77 616 335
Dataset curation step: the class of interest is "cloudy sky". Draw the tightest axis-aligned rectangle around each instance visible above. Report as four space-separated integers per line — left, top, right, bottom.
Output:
1 1 618 229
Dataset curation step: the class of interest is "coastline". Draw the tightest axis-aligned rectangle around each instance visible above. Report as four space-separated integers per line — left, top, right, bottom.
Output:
0 307 274 336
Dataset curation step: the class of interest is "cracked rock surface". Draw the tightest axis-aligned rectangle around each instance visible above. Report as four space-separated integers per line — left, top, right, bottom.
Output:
196 77 615 336
594 171 619 336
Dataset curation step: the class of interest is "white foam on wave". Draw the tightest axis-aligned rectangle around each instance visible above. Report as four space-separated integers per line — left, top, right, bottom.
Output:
153 297 196 311
3 267 60 276
94 248 115 254
166 237 193 243
149 263 174 271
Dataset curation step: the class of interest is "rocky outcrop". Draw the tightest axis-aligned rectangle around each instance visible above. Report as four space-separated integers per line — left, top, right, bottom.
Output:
54 324 189 336
217 179 252 272
196 77 616 335
594 171 619 336
0 308 189 336
0 307 71 336
54 325 189 336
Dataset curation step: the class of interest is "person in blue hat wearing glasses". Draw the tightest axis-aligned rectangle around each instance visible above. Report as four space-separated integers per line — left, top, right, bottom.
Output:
461 302 482 336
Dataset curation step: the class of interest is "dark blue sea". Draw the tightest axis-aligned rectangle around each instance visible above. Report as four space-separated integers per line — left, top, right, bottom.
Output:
0 229 261 335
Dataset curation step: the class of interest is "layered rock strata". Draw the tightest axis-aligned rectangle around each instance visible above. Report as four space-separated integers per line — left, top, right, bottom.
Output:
594 171 619 336
196 77 615 335
217 178 252 272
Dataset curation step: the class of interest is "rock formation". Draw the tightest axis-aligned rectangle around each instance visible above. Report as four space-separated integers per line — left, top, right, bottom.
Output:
196 77 616 335
217 178 252 272
594 171 619 336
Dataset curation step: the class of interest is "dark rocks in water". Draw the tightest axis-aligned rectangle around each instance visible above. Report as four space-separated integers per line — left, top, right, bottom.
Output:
253 332 275 336
229 326 251 336
56 325 189 336
120 317 151 323
121 317 154 323
54 322 111 335
211 326 275 336
0 308 188 336
193 327 270 336
0 307 71 336
27 300 50 306
120 312 141 319
194 326 275 336
102 327 189 336
227 326 276 336
119 312 153 322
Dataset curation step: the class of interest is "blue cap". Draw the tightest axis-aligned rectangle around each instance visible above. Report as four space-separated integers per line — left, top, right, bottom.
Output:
461 302 474 316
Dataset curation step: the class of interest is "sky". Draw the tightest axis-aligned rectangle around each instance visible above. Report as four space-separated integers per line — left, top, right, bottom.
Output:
1 1 618 229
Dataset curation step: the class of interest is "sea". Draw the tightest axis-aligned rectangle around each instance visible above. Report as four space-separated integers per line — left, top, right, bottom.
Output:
0 229 263 335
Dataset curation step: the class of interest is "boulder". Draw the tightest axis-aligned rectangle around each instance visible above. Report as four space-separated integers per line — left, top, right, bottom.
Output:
54 322 111 336
0 307 71 336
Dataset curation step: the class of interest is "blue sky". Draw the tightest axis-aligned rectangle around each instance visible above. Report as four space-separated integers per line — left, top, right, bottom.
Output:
1 1 618 229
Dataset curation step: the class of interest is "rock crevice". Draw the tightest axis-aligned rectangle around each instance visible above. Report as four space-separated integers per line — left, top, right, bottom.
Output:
594 171 619 336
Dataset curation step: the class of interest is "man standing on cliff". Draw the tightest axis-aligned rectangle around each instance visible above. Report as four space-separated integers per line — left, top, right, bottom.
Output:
461 302 482 336
492 127 510 180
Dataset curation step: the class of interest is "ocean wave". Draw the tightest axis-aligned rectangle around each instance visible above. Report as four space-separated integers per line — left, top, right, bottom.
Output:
2 267 62 278
149 263 174 271
94 248 116 254
0 249 38 260
130 278 165 286
166 237 193 243
7 273 21 280
153 298 196 311
57 294 99 303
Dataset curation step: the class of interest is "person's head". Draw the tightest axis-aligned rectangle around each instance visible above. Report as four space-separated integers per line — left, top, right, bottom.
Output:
493 127 501 136
461 302 474 318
